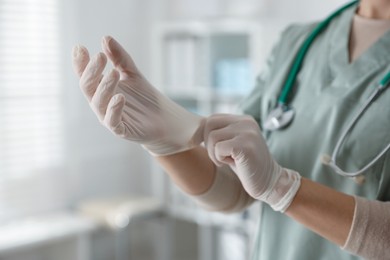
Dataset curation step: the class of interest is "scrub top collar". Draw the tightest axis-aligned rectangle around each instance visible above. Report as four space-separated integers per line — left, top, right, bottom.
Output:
329 4 390 83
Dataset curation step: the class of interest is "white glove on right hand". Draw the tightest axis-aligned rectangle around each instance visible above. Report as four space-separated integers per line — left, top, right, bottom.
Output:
203 114 301 212
72 36 203 156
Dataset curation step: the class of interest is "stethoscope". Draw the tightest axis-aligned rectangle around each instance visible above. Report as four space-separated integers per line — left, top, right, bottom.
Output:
263 0 390 183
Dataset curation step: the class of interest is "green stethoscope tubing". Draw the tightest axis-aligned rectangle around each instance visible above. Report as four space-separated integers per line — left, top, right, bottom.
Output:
270 0 390 179
278 0 360 104
380 70 390 88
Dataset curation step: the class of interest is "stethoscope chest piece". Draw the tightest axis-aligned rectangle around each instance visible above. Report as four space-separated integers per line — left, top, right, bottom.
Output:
264 105 295 131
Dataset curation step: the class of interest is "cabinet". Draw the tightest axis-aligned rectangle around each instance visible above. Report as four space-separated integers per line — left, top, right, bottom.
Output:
151 19 268 260
0 213 94 260
151 19 268 114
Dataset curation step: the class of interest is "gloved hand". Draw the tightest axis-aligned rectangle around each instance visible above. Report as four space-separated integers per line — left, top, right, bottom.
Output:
72 36 204 156
203 114 301 212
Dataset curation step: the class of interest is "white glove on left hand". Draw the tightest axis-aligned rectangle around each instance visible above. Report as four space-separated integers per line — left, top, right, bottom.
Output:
72 36 203 156
203 114 301 212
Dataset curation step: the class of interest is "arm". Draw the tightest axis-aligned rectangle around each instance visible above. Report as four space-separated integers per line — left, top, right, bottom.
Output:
156 146 255 213
72 37 253 214
287 180 390 259
285 178 355 246
343 196 390 259
156 146 215 196
203 113 390 259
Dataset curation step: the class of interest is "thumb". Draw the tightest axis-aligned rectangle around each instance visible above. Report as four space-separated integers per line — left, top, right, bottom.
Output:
101 36 139 75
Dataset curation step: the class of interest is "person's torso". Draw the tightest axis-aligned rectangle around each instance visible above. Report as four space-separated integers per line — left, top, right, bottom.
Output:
248 5 390 260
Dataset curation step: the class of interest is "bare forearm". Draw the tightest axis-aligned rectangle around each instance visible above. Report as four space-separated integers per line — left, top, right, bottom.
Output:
155 146 254 213
157 149 355 242
156 146 216 195
286 178 355 246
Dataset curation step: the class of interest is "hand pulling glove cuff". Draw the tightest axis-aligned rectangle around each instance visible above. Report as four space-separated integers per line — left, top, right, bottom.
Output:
202 114 302 214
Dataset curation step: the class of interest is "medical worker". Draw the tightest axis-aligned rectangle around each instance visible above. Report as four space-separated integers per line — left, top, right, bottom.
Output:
72 0 390 259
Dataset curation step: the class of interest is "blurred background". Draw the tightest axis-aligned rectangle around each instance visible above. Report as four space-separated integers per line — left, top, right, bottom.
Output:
0 0 347 259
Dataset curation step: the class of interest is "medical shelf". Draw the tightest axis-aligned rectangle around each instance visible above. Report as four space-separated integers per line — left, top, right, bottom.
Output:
151 19 268 260
151 19 267 114
0 212 95 259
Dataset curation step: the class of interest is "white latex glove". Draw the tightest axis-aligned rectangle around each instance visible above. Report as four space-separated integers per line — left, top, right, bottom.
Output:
72 36 203 156
203 114 301 212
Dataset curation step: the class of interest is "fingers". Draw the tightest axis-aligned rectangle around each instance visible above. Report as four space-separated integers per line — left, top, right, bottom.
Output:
204 114 240 166
203 114 238 142
91 69 120 121
104 94 126 135
205 127 236 167
204 114 261 167
101 36 139 76
79 52 107 102
214 139 239 165
72 45 90 78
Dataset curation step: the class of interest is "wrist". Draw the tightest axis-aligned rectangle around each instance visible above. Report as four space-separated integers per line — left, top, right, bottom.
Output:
144 116 205 156
261 162 302 212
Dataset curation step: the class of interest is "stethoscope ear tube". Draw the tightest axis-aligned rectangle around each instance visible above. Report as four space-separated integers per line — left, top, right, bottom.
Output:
324 86 390 179
321 154 366 184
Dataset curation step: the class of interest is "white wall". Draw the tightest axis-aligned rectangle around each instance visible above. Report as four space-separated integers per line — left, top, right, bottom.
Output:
264 0 349 22
59 0 168 206
57 2 166 259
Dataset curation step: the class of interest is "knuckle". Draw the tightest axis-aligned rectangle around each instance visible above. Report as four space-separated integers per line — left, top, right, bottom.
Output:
79 77 96 95
204 117 217 135
207 131 219 145
247 128 259 138
242 115 256 125
100 77 117 96
234 134 252 149
96 52 107 64
100 78 113 94
231 144 243 159
107 69 119 83
205 113 227 130
91 95 101 110
241 116 260 132
101 82 110 93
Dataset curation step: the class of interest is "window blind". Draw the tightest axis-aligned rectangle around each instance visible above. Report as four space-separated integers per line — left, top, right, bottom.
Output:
0 0 64 221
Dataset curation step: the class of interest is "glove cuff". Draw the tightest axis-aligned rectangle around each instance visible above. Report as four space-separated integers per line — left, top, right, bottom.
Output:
143 117 205 156
263 166 302 212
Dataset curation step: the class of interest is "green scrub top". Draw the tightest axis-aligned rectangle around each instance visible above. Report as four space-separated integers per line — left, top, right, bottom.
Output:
241 5 390 260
